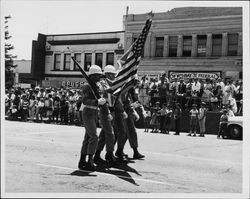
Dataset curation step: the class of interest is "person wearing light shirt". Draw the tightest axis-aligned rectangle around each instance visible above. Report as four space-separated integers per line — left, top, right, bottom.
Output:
191 78 201 97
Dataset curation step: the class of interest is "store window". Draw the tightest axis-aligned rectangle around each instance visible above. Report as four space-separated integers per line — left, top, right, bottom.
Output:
155 37 164 57
84 53 92 71
182 36 192 57
169 36 178 57
54 54 61 70
74 53 81 70
212 34 222 56
95 53 103 69
64 54 71 70
106 53 114 66
197 35 207 57
228 33 238 56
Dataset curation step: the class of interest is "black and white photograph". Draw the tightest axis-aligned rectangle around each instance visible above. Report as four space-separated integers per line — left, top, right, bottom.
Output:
1 0 249 198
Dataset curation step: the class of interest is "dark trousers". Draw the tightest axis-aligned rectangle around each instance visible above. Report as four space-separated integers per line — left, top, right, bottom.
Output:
218 123 228 138
159 115 166 132
174 118 180 134
124 111 138 148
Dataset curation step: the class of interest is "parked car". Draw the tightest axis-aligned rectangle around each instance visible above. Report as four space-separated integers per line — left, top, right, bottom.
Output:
227 116 243 140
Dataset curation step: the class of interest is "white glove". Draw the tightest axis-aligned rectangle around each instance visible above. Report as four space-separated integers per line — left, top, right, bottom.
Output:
122 111 128 119
107 113 113 121
133 110 140 121
98 98 106 105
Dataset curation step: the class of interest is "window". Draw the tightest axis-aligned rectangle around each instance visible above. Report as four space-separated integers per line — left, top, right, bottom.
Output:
54 54 61 70
133 37 144 57
84 53 92 71
106 53 114 65
74 53 81 70
197 35 207 57
95 53 103 69
212 34 222 56
228 33 238 56
182 36 192 57
169 36 178 57
155 37 164 57
64 54 71 70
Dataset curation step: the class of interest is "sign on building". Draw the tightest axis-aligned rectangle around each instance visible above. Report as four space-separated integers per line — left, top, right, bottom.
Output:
169 71 222 81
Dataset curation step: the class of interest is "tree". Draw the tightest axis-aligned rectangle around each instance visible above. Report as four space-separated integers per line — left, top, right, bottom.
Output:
5 15 17 88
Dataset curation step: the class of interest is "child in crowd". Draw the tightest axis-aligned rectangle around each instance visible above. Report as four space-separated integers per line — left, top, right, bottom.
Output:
198 102 207 137
143 107 151 132
150 108 160 133
217 109 228 139
188 104 199 136
159 103 167 133
165 104 173 134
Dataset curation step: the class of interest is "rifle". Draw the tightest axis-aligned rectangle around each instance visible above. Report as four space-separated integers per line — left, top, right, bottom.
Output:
71 57 100 100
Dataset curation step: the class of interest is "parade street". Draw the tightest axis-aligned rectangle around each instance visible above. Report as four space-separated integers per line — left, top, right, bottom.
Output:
4 120 242 194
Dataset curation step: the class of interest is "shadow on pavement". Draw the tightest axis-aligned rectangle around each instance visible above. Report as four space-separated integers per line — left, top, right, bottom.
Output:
95 164 139 186
70 170 97 177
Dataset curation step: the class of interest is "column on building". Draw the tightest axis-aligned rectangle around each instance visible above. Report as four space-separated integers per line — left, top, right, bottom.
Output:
237 32 242 56
177 35 183 57
103 52 107 68
91 52 95 66
150 33 155 57
51 54 55 71
222 32 228 56
206 33 212 57
191 34 197 57
144 32 152 57
60 53 64 70
163 35 169 57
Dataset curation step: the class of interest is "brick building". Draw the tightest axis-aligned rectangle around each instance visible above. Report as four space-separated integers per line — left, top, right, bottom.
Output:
124 7 242 81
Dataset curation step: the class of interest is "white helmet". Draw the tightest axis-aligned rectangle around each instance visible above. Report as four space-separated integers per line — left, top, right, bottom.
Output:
88 65 103 75
104 65 116 74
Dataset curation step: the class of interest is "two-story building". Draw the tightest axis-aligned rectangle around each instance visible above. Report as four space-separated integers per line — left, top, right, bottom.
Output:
124 7 242 81
31 31 124 88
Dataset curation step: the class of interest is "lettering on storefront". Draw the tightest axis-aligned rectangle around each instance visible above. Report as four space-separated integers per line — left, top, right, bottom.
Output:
169 71 221 81
61 81 85 88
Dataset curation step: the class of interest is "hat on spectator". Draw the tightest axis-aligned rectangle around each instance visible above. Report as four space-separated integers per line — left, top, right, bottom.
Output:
201 102 206 106
192 104 197 107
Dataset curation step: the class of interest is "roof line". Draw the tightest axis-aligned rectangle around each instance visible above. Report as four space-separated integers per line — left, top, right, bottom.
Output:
46 30 125 37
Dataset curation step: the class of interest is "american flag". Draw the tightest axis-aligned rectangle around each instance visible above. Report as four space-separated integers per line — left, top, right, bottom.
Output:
111 18 152 95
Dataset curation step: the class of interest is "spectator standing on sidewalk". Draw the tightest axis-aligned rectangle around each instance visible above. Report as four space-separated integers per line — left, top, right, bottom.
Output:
187 104 199 136
217 109 228 139
198 102 207 137
173 103 182 135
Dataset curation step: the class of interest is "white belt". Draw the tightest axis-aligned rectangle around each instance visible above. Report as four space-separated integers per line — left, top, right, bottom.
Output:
83 104 99 110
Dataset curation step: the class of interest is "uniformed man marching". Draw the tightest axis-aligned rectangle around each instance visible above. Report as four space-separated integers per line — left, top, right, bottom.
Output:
94 65 128 165
93 65 117 166
78 65 106 171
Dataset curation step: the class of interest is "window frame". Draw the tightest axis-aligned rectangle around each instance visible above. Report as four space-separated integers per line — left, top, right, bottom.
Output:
84 53 92 71
63 53 71 71
155 37 164 57
54 53 61 71
212 34 222 57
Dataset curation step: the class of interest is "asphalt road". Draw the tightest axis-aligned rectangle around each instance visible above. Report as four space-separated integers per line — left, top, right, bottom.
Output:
3 120 243 197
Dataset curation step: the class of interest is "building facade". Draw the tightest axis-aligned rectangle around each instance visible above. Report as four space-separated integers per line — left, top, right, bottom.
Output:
31 31 124 88
124 7 242 81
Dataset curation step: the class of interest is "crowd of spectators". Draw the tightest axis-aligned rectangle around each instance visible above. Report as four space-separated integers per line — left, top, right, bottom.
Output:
5 74 242 128
134 73 242 115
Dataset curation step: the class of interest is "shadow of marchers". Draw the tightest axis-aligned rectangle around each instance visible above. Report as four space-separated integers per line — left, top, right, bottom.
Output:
112 163 141 176
95 164 139 186
70 170 97 177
